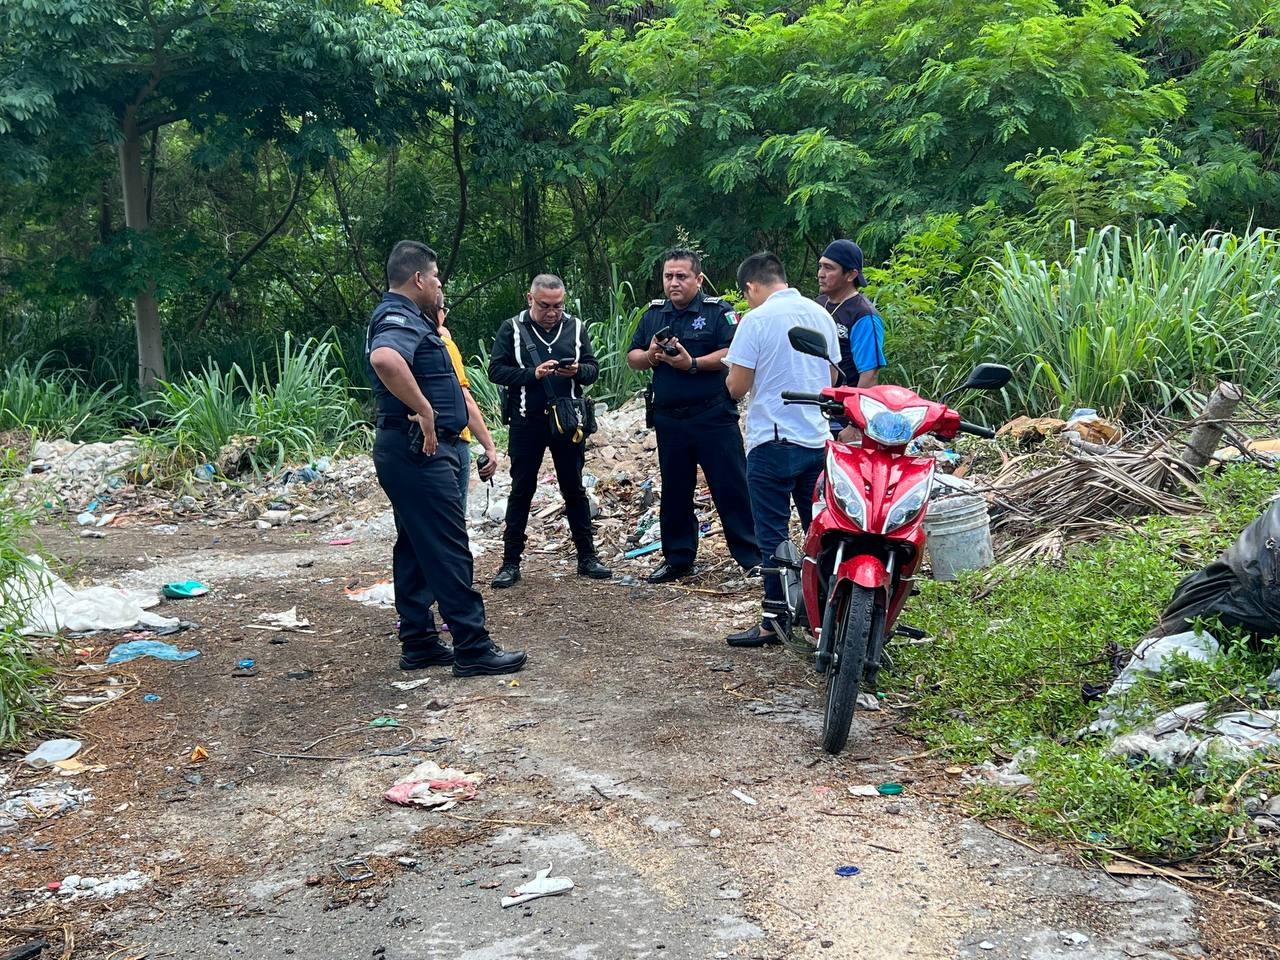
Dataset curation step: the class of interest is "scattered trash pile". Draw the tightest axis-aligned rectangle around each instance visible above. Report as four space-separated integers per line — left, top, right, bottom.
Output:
14 436 385 533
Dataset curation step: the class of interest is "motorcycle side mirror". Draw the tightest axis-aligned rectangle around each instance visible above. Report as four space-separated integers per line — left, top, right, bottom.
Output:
787 326 830 359
960 363 1013 391
787 326 846 386
943 362 1012 400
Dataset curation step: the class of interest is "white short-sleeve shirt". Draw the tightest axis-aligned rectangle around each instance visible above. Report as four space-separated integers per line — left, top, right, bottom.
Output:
725 287 841 452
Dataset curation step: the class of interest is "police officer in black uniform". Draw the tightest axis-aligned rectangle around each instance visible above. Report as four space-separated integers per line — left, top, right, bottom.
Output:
627 248 761 583
367 240 526 677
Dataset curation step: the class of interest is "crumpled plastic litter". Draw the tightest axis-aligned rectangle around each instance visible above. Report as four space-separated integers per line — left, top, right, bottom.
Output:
7 557 179 635
345 581 396 607
383 760 482 810
22 739 82 769
1 777 92 831
1107 702 1280 768
965 747 1037 790
255 607 311 629
500 864 574 908
1107 630 1221 699
106 640 201 664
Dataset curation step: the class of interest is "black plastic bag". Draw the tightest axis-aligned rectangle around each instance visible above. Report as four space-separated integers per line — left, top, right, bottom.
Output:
1158 500 1280 641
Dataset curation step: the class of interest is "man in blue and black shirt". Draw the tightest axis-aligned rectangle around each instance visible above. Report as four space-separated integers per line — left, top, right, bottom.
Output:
366 240 526 677
815 239 886 438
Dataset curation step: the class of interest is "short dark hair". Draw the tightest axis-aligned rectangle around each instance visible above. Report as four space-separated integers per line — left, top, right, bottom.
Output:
662 247 702 275
737 251 786 289
386 240 437 288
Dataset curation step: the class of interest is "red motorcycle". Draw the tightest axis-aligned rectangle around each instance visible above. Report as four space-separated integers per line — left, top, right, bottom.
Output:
771 328 1011 754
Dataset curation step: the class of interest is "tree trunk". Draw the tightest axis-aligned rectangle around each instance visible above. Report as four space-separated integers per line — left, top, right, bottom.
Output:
1179 381 1244 474
118 113 165 390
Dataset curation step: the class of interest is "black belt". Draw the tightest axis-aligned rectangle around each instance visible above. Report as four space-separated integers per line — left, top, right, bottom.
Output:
653 394 730 419
376 415 461 442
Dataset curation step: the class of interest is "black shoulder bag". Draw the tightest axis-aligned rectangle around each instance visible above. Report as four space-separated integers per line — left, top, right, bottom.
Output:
514 319 596 443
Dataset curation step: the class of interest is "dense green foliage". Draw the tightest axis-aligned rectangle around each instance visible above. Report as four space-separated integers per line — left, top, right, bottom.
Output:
139 333 368 472
1 0 1277 399
0 497 56 746
895 464 1280 860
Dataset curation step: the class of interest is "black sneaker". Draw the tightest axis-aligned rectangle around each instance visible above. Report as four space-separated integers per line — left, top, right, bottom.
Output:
452 644 528 677
398 644 456 670
491 563 521 589
577 556 612 579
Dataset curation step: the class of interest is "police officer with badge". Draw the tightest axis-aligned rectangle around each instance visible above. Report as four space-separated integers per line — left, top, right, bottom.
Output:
627 248 761 583
366 240 526 677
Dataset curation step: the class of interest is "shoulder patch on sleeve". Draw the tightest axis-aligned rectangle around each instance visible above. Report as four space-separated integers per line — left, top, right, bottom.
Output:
650 299 665 307
724 310 739 326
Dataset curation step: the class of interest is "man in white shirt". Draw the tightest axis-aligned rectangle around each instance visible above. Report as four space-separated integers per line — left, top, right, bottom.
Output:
724 252 840 647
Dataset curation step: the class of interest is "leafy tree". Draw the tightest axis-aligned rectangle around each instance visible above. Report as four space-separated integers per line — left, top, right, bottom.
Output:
574 0 1183 270
0 0 574 388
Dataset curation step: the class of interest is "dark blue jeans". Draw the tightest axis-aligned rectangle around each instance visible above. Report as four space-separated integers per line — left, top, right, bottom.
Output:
746 440 825 629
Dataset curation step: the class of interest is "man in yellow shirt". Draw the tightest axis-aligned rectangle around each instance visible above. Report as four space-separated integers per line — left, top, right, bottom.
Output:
435 293 499 514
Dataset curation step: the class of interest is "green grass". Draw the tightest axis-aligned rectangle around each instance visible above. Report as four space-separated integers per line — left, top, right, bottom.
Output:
139 330 368 474
0 493 57 746
891 464 1280 863
0 355 124 441
969 222 1280 417
587 268 648 409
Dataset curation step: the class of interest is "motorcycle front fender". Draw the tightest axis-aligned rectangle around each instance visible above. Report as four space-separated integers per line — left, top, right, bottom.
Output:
838 554 889 590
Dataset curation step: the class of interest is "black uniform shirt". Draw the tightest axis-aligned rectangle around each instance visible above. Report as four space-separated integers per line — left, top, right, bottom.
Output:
631 291 739 407
365 291 467 434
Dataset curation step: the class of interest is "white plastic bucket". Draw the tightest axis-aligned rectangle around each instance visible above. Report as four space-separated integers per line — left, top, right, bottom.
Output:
923 494 994 581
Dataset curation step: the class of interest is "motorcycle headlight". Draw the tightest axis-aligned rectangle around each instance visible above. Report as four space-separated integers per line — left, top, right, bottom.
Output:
859 397 930 446
826 452 866 530
884 477 932 533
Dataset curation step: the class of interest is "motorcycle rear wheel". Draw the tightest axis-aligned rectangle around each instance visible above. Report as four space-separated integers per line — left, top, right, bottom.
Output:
821 583 877 755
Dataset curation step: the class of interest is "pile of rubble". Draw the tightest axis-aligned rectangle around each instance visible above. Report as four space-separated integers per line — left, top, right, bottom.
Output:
6 399 697 568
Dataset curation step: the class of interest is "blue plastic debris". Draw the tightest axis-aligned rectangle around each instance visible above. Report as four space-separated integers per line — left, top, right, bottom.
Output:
237 658 256 669
106 641 201 665
623 542 663 559
835 865 861 877
143 694 162 702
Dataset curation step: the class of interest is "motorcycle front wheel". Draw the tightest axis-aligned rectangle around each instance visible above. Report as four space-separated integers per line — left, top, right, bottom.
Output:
821 582 879 755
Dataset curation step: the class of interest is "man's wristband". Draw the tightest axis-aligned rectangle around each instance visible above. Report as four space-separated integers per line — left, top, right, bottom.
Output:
688 357 697 374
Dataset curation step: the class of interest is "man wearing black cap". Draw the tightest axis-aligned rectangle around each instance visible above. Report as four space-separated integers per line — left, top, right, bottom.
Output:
816 239 886 399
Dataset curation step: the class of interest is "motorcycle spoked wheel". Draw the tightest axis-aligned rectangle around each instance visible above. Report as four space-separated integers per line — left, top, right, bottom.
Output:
821 583 880 755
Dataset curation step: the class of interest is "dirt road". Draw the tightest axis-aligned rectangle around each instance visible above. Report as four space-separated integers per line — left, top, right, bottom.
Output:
3 521 1219 959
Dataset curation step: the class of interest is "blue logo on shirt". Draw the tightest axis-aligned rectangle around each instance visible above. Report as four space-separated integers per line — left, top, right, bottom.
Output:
692 317 707 330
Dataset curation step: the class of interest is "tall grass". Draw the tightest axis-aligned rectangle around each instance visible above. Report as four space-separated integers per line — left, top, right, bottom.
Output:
587 269 647 408
0 355 123 441
141 331 368 472
0 494 56 746
970 223 1280 416
464 341 504 423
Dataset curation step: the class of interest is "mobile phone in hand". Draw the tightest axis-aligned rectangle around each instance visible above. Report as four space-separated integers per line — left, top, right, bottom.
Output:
653 326 679 356
556 358 575 368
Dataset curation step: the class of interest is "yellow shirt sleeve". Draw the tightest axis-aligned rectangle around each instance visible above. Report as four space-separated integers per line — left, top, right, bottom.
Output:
443 335 471 389
441 333 473 442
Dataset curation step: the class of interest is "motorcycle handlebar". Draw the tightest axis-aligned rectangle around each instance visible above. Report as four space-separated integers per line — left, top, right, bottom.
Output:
780 391 822 402
958 420 996 439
